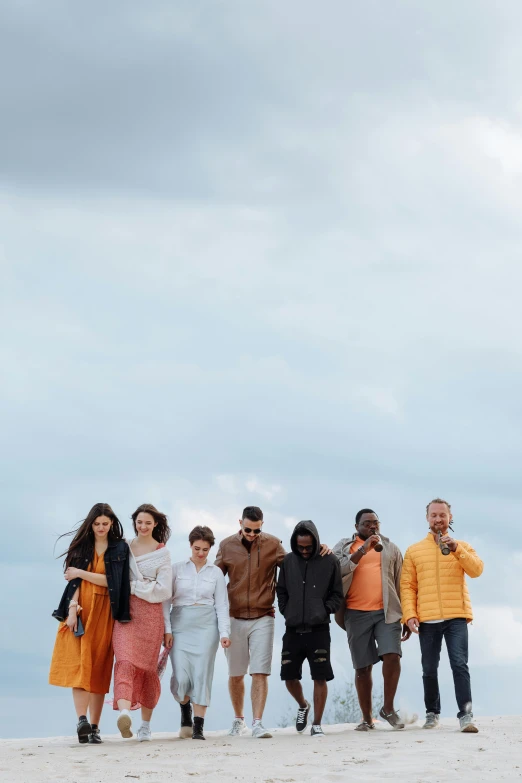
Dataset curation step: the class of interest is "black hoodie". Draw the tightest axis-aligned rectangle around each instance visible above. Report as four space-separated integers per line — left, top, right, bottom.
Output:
276 520 343 631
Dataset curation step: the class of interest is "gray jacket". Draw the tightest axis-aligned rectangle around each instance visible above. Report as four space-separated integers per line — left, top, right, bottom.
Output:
332 533 403 627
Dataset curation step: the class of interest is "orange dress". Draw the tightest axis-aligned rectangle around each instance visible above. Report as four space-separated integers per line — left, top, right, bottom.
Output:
49 550 114 694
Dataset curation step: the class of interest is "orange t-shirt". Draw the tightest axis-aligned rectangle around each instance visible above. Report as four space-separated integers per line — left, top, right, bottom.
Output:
346 537 384 611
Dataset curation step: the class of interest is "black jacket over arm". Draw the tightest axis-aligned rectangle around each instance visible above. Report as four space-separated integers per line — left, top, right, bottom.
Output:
52 539 131 623
276 520 343 631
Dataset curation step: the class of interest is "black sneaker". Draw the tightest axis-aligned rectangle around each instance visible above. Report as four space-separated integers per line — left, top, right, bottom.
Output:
180 700 193 739
77 716 91 744
88 724 103 744
295 701 311 734
310 724 325 738
192 716 205 740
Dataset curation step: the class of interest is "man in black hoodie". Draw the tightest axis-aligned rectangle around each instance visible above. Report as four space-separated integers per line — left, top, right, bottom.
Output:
276 520 343 737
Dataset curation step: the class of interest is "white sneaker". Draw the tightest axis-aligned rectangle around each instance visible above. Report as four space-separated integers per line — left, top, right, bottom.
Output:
228 718 249 736
423 712 440 730
252 722 272 739
117 712 133 738
459 714 478 733
137 724 152 742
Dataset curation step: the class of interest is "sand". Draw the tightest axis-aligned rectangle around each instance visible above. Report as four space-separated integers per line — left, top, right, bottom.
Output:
2 717 521 783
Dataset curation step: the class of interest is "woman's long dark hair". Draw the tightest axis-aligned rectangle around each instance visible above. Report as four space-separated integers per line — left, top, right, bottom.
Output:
57 502 124 570
131 503 171 544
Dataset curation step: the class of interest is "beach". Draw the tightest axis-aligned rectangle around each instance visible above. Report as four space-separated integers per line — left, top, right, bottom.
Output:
2 716 520 783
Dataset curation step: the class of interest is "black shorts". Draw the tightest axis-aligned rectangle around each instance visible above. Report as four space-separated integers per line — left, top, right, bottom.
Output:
280 626 334 682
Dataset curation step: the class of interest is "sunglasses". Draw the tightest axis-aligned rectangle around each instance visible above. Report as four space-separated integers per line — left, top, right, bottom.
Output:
243 526 262 535
296 544 313 552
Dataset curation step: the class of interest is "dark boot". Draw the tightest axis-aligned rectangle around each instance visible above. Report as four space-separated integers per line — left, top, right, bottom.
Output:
88 724 103 744
180 700 193 739
77 715 91 744
192 716 205 740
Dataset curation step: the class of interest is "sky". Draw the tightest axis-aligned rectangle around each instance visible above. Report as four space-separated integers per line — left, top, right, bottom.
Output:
2 0 522 739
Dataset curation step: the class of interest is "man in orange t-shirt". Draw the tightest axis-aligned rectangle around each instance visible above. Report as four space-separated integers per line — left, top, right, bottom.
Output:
333 509 410 731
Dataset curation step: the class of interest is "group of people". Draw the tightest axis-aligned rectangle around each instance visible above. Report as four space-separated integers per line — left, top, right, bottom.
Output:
49 497 484 744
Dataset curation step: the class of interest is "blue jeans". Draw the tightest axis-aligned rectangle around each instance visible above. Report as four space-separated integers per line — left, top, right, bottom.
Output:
419 618 472 719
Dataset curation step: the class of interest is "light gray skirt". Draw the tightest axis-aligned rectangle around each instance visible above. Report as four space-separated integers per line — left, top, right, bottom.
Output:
169 605 219 707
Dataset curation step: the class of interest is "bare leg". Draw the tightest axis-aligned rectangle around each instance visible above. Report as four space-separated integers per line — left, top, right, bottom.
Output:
251 674 269 721
355 665 373 724
229 676 245 716
382 653 401 714
141 707 153 722
72 688 90 718
117 699 131 711
312 680 328 725
285 679 307 708
193 704 207 718
89 694 105 726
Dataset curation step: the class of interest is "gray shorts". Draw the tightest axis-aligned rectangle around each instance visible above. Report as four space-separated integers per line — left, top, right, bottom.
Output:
344 609 402 670
225 615 275 677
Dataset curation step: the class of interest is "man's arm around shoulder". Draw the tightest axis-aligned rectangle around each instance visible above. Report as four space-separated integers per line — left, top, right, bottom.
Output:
333 537 358 576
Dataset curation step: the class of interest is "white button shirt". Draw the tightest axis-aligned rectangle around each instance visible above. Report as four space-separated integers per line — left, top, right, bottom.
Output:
162 559 231 639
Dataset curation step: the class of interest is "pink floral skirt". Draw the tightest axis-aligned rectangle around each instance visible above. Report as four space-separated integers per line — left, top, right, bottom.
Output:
112 595 164 710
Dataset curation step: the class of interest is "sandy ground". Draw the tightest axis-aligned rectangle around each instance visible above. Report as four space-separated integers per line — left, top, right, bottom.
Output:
2 717 521 783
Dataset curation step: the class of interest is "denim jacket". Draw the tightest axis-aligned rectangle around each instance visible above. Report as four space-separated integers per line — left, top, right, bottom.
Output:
52 539 131 623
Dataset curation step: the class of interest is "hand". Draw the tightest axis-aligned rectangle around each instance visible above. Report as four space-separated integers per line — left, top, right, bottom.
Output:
163 633 173 650
407 617 420 634
440 535 457 552
319 543 333 557
64 567 82 581
362 535 381 553
401 623 412 642
65 612 78 633
221 637 231 648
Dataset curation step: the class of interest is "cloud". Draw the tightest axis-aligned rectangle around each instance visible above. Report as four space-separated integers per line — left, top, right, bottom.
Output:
472 606 522 665
214 474 283 502
177 507 239 537
245 478 282 502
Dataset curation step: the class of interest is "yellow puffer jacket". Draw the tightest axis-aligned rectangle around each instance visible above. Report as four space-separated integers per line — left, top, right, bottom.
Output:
400 533 483 623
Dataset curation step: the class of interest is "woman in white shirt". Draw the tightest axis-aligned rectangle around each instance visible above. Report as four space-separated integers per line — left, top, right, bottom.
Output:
113 504 172 742
163 525 231 740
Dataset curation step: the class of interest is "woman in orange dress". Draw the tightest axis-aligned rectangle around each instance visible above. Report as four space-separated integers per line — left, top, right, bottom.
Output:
50 502 131 744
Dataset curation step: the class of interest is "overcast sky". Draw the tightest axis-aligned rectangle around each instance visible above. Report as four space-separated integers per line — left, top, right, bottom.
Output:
2 0 522 739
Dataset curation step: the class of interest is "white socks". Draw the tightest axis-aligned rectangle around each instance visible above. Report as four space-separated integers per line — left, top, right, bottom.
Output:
119 709 130 717
141 720 150 729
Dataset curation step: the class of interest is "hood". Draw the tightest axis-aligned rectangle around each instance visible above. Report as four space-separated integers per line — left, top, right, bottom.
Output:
290 519 321 557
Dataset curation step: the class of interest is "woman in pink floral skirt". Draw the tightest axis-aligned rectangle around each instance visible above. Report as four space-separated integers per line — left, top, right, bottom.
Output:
113 503 172 741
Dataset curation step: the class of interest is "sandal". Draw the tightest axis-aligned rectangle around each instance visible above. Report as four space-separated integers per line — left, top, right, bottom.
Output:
379 707 405 730
355 721 375 731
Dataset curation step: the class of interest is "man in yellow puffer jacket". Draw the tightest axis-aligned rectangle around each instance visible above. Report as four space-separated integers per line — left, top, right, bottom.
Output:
400 498 483 733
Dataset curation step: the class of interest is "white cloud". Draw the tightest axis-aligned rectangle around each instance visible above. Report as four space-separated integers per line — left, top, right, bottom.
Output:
472 605 522 664
177 506 239 537
245 477 282 501
214 474 283 503
214 474 240 495
465 117 522 177
354 386 401 418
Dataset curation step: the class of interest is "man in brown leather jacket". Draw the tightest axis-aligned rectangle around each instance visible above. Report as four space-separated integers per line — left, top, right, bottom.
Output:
216 506 329 739
215 506 284 739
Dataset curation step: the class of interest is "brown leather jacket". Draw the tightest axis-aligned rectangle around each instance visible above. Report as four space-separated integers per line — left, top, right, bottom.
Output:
215 532 286 619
